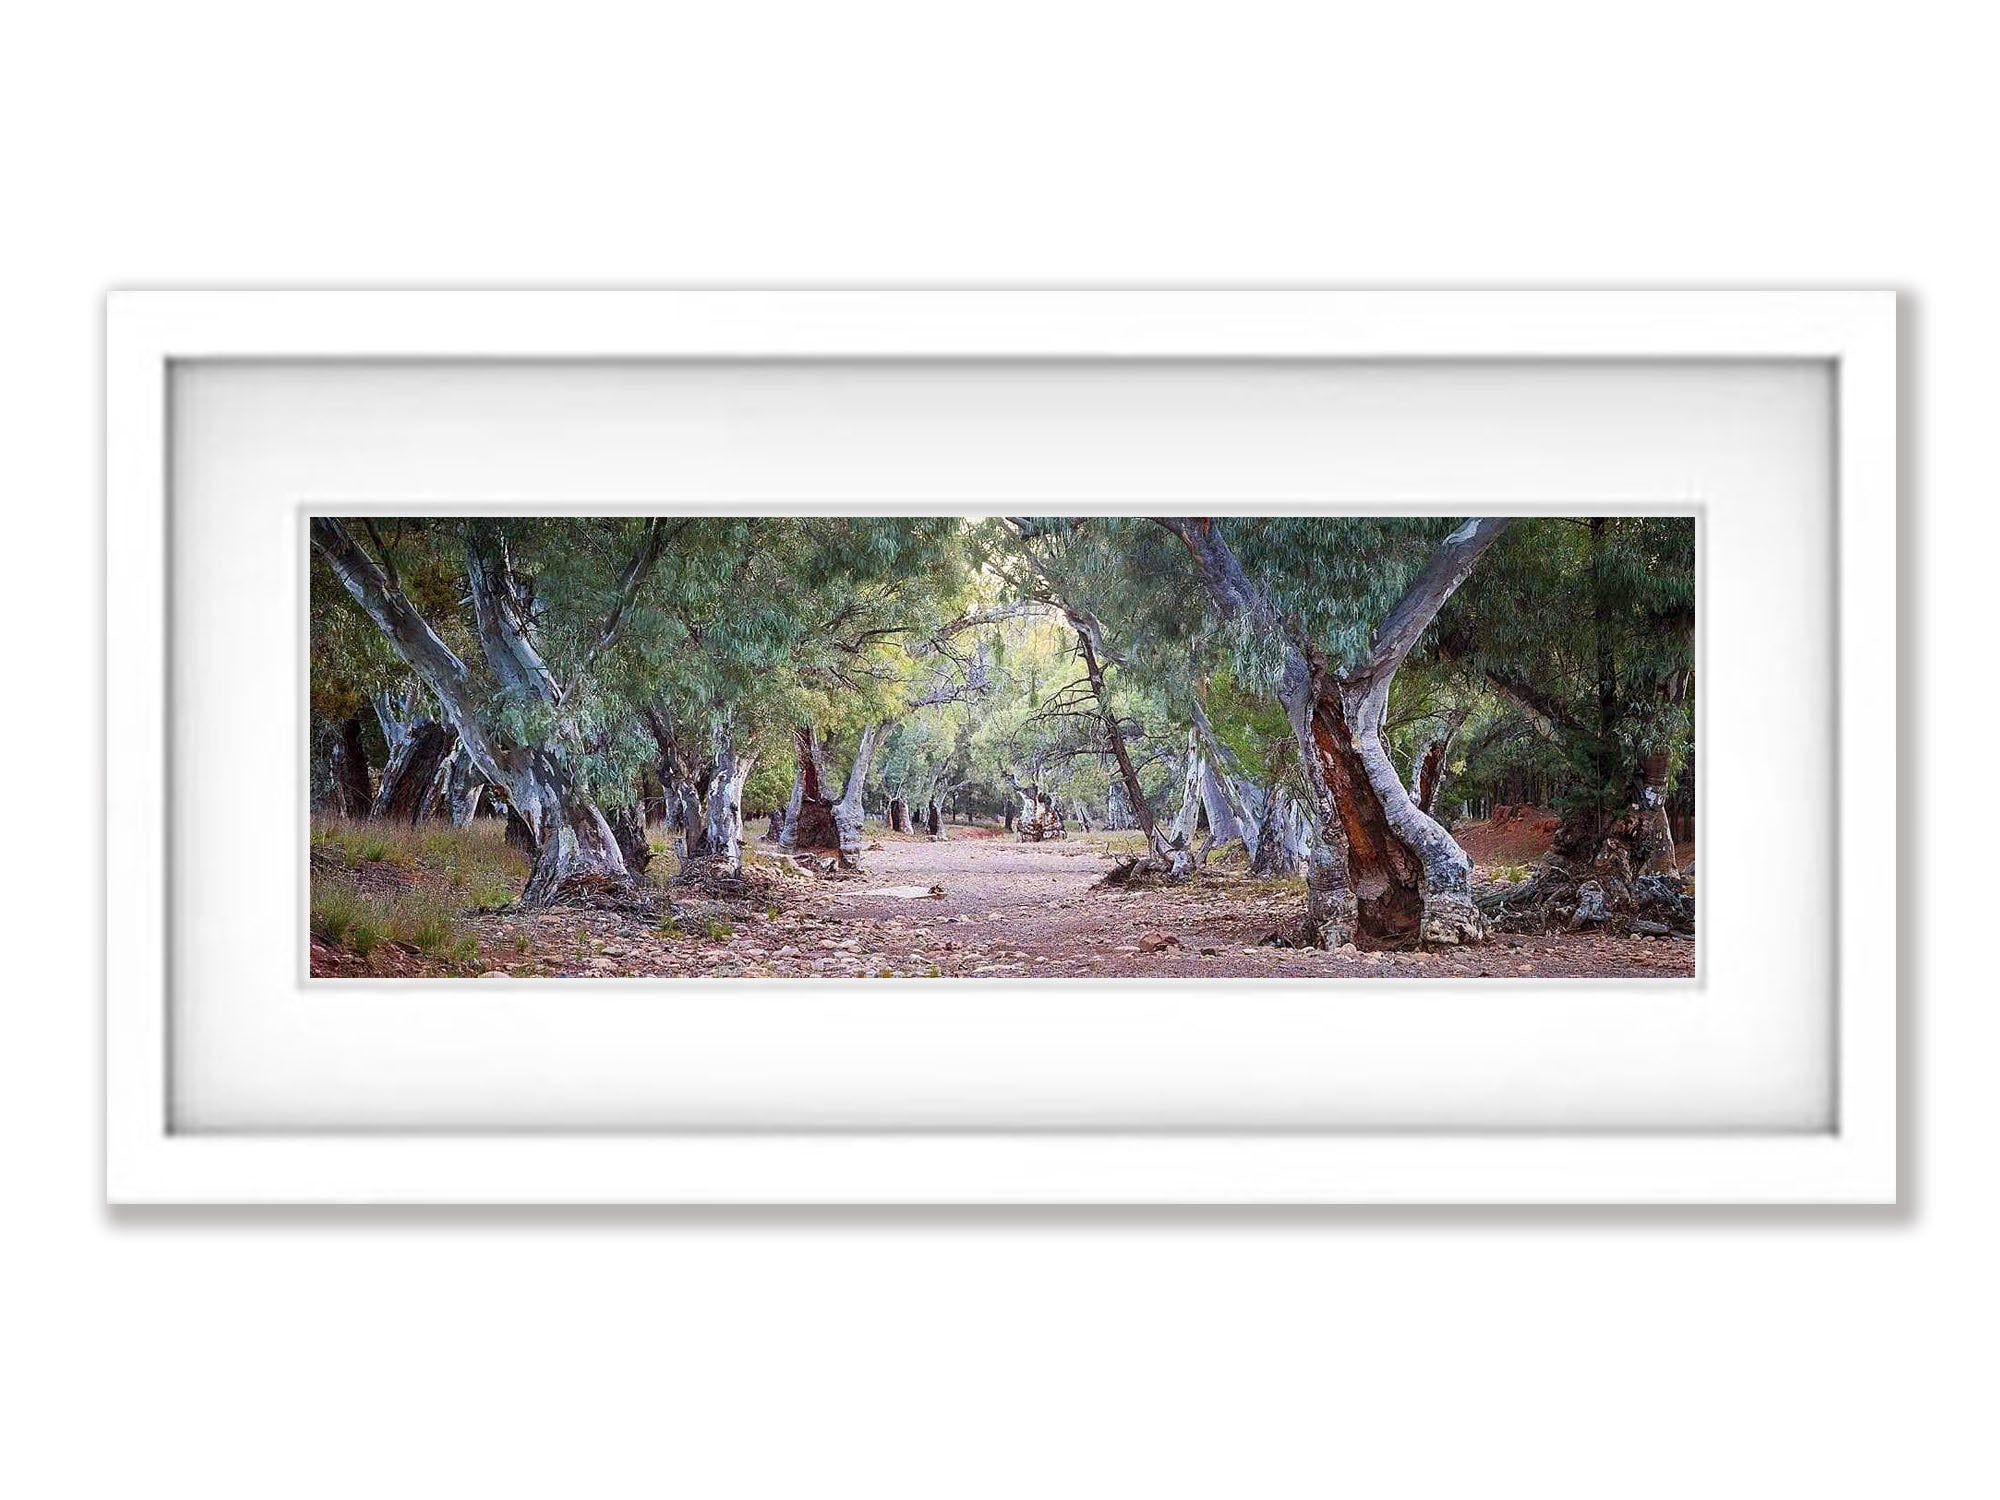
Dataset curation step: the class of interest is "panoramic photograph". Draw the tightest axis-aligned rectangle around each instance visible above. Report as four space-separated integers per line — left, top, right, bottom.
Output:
309 514 1695 979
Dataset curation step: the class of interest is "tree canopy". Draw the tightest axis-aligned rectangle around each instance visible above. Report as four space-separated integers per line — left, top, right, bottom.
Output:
311 513 1695 948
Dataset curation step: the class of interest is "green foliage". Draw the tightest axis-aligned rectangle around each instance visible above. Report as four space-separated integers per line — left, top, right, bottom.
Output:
311 513 1694 862
1433 516 1697 819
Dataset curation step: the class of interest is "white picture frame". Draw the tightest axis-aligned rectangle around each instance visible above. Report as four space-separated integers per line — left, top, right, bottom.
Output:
106 290 1896 1204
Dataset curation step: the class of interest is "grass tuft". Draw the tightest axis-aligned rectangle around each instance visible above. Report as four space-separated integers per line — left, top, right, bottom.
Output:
309 819 528 971
310 881 364 946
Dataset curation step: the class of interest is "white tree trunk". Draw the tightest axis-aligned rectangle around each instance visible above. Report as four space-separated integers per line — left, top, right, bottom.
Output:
313 518 639 905
831 721 882 859
1160 515 1511 947
701 723 756 873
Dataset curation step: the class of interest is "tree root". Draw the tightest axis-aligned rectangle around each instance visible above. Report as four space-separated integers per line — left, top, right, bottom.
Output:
673 855 778 902
1476 855 1695 936
1096 851 1194 889
510 871 667 916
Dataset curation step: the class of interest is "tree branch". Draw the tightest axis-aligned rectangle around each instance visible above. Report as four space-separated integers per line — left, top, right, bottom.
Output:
567 516 685 698
1362 518 1516 680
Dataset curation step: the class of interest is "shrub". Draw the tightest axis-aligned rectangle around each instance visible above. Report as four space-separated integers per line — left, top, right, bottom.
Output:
704 916 733 942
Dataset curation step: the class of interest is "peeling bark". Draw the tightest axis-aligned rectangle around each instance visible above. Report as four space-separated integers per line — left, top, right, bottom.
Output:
833 723 881 858
777 722 883 863
699 723 755 873
443 745 486 827
373 720 455 824
1160 516 1510 947
1635 751 1679 877
781 725 840 852
607 803 652 875
1249 785 1310 877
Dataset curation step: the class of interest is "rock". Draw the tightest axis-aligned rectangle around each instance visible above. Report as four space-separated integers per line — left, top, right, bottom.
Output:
1138 932 1181 952
1631 920 1670 937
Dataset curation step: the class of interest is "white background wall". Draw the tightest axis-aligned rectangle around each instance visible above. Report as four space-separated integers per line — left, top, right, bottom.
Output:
2 4 1987 1496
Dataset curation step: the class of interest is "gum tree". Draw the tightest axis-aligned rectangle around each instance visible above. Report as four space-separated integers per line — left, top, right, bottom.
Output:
310 516 678 905
1154 516 1514 949
1432 516 1696 881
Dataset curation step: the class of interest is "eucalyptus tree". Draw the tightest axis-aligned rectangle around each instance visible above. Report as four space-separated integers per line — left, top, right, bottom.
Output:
740 518 974 864
311 516 688 905
308 543 432 818
879 711 971 834
1431 515 1695 876
1153 516 1513 950
990 517 1207 872
365 683 459 823
602 517 820 875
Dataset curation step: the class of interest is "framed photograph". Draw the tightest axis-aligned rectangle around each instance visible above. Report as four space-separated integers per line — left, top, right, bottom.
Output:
106 290 1895 1203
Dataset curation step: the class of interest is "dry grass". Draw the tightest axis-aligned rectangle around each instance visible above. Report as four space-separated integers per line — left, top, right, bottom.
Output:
313 816 527 905
310 817 531 967
1078 830 1151 858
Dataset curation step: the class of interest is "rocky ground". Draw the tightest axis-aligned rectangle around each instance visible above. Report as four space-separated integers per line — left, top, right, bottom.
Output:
310 820 1695 980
